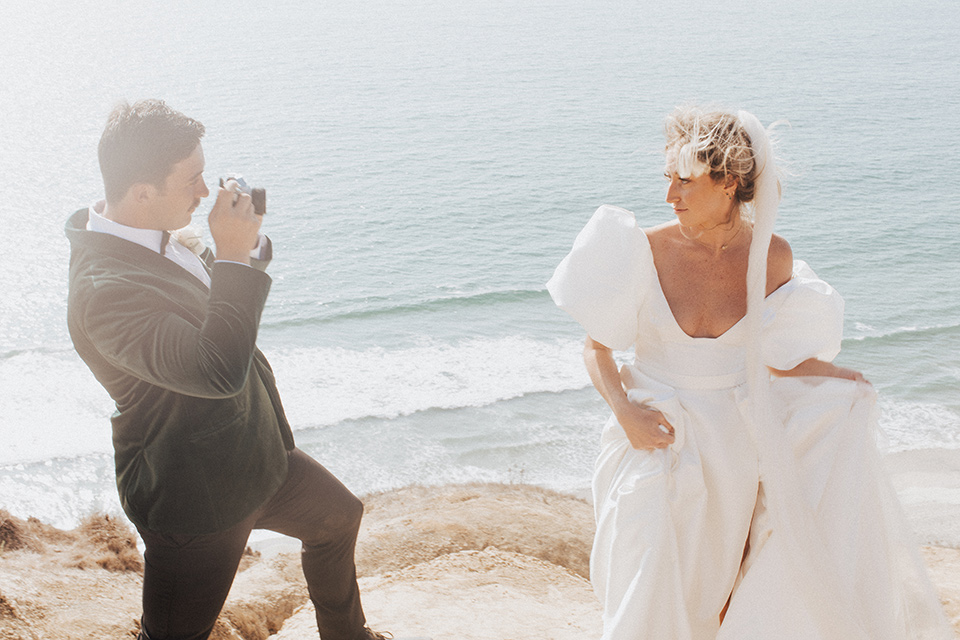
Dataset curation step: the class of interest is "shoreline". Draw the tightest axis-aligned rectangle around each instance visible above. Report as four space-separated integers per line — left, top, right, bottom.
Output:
1 440 958 539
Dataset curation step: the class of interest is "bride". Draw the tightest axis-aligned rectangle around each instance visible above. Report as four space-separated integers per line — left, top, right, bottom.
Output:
547 106 952 639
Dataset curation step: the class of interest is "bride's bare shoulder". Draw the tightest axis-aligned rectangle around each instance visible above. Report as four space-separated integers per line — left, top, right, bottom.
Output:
641 221 679 252
768 233 794 291
642 220 677 236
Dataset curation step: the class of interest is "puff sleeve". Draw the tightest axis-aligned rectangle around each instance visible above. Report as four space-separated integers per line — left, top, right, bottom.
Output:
546 205 650 350
761 260 845 370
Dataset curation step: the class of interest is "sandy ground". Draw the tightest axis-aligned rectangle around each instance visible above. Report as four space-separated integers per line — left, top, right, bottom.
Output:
274 548 601 640
0 480 958 639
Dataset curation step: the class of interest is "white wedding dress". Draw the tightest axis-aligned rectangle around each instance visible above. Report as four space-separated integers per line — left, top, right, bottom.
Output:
547 205 952 640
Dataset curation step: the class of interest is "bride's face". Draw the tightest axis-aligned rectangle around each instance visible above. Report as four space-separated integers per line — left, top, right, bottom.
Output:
664 161 735 230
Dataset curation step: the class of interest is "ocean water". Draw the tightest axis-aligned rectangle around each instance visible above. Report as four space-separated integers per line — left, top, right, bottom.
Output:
0 0 958 529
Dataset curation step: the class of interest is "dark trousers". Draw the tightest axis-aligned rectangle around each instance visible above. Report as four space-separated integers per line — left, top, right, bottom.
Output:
136 449 366 640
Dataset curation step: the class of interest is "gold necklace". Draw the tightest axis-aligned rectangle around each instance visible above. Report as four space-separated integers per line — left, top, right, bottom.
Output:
678 221 745 251
718 222 743 251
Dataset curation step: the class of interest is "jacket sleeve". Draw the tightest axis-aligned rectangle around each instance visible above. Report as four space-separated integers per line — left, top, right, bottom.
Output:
79 261 272 399
200 235 272 272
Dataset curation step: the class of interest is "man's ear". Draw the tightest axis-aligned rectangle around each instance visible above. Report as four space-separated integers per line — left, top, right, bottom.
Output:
129 182 158 204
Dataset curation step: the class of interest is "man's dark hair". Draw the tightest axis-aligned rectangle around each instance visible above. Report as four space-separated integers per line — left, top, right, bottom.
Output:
98 99 205 203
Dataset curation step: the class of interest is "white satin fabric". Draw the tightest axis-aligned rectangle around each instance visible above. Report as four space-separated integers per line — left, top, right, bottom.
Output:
546 205 952 640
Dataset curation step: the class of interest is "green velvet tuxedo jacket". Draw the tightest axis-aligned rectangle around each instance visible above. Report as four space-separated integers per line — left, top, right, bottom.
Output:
66 209 295 535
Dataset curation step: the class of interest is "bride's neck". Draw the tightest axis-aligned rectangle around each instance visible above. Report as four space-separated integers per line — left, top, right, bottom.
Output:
679 216 748 255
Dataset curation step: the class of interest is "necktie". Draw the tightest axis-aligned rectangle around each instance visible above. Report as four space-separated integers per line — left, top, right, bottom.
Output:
159 230 171 256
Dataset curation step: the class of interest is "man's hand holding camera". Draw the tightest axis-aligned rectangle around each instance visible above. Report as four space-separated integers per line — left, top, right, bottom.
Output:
209 178 262 264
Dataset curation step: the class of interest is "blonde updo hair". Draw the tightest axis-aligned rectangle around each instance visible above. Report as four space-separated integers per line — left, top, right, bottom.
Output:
664 106 760 205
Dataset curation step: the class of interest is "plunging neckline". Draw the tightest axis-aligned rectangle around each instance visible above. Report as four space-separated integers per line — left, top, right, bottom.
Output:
639 229 749 342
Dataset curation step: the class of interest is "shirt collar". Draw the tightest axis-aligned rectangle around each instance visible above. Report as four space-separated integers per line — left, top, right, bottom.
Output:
86 200 167 255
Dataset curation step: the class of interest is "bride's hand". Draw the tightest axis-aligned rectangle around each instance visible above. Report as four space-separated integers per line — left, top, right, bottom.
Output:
582 335 676 450
769 358 870 384
614 401 675 450
831 365 869 383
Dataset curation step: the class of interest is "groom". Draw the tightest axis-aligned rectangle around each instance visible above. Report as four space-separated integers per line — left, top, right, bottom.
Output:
66 99 387 640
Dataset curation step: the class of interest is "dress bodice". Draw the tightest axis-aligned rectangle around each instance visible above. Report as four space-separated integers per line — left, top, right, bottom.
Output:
546 204 845 389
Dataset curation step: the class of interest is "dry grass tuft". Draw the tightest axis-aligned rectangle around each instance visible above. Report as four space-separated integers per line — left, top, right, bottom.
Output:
69 513 143 573
0 510 47 554
0 512 27 553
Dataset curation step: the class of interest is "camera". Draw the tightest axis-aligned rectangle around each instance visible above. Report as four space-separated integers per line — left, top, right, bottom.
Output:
220 176 266 216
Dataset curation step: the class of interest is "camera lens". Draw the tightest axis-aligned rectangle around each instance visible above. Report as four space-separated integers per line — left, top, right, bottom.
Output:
251 188 266 216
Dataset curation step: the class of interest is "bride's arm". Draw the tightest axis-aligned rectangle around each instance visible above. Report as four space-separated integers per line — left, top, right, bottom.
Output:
583 336 676 450
769 357 868 383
